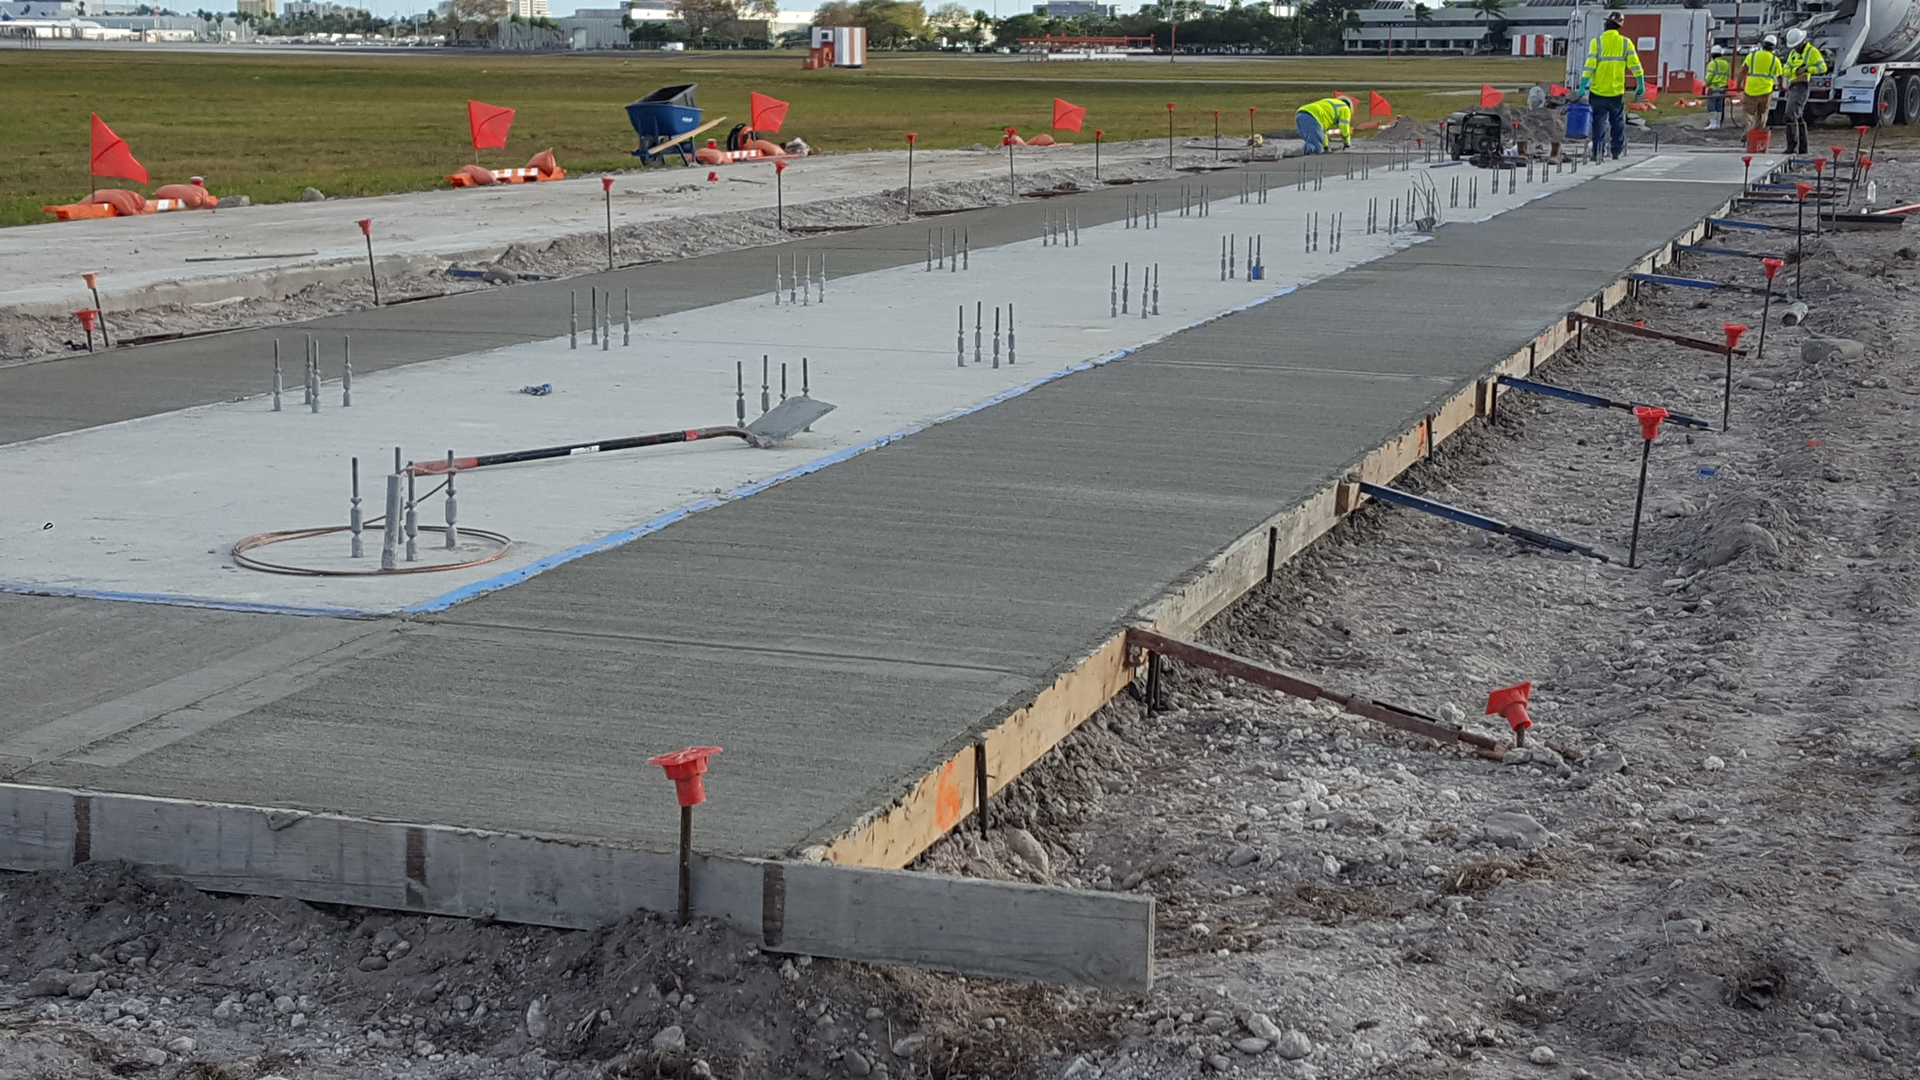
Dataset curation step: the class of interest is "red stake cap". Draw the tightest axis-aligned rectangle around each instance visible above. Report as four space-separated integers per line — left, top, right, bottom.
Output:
601 176 615 192
1416 137 1424 147
1857 124 1871 134
906 132 917 143
1095 129 1105 137
74 309 98 331
1861 157 1873 170
1830 145 1843 160
1721 322 1750 349
1762 256 1784 280
1166 102 1176 111
1633 404 1669 441
648 746 722 808
1795 181 1814 199
1248 106 1256 114
356 218 372 236
1485 682 1534 733
83 271 98 289
707 170 719 181
1742 154 1753 166
775 160 789 174
1813 159 1825 175
1213 109 1220 117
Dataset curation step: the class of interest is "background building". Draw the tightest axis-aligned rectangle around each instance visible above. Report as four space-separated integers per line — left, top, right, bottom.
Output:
1342 0 1756 56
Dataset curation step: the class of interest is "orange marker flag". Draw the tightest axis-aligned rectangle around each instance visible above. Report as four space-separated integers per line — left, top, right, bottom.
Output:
1480 85 1505 108
89 114 147 185
1368 90 1392 118
1052 97 1086 132
750 92 790 133
1549 82 1569 95
1644 85 1660 104
467 100 515 150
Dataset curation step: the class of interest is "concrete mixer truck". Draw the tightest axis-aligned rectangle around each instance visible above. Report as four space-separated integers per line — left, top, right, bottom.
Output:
1783 0 1920 125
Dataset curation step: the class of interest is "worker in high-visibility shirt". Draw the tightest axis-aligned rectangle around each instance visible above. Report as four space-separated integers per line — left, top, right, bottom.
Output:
1743 35 1789 134
1704 45 1733 130
1294 94 1354 155
1580 11 1646 160
1783 27 1829 153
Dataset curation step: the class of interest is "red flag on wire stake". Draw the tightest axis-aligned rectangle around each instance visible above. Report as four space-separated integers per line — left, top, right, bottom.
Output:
1052 97 1086 132
467 100 515 149
1480 84 1505 108
89 114 147 185
1550 82 1569 95
1368 91 1392 118
750 92 789 133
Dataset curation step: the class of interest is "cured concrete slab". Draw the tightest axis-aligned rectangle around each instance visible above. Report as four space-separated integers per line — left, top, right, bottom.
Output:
5 153 1752 863
0 152 1615 613
0 143 1150 318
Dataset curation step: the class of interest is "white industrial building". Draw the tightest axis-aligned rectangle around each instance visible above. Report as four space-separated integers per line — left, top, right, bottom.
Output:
1343 0 1756 57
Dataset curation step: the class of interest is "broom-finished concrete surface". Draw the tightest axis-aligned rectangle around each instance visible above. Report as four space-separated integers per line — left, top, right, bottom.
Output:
1 152 1753 863
0 153 1618 613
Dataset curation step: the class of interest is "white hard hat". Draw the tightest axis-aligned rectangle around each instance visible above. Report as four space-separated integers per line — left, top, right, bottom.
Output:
1786 27 1807 47
1762 33 1779 46
1711 45 1726 55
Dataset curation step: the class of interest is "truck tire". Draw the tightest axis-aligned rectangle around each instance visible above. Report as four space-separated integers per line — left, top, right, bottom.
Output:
1873 76 1898 126
1902 75 1920 125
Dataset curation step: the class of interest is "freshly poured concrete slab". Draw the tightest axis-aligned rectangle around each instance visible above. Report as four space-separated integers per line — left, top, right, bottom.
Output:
12 155 1748 860
0 153 1612 613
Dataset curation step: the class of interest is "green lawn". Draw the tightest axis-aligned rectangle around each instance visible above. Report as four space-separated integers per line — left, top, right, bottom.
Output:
0 49 1569 226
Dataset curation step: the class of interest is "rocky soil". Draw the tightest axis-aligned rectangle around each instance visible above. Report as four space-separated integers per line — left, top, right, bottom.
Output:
3 148 1916 1080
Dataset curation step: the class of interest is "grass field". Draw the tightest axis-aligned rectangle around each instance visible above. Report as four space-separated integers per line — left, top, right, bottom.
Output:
0 49 1570 226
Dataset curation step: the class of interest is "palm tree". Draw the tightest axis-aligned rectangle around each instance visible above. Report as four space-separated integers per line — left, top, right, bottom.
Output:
1412 2 1432 50
1470 0 1505 53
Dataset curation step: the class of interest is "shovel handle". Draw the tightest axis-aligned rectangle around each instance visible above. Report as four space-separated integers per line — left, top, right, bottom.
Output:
404 426 754 475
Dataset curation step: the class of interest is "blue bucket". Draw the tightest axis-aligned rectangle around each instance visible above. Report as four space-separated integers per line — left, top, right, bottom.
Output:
1565 102 1593 140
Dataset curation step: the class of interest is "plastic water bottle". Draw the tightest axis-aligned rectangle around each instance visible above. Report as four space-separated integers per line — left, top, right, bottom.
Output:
1866 179 1878 204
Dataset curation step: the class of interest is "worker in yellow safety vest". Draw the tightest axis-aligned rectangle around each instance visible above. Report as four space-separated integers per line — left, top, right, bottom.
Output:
1783 27 1829 153
1705 45 1732 130
1295 94 1354 155
1743 35 1789 134
1580 11 1645 160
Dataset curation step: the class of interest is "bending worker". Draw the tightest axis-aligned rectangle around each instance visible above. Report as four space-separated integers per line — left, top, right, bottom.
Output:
1783 27 1828 153
1295 94 1355 155
1744 35 1788 135
1580 11 1645 161
1705 45 1732 130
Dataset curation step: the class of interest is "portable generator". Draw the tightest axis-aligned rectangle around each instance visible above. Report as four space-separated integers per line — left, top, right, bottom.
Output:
1449 110 1511 169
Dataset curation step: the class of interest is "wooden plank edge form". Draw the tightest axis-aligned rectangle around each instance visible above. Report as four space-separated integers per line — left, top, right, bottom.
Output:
812 197 1735 878
0 781 1152 992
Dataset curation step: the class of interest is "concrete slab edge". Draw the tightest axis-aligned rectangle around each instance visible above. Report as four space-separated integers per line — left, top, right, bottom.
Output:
0 780 1153 992
0 580 371 619
811 196 1732 873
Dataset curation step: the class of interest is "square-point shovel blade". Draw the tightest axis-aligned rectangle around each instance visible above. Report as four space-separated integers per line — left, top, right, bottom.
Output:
745 396 836 447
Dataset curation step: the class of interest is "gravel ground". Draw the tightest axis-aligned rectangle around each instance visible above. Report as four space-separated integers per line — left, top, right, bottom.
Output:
3 149 1914 1080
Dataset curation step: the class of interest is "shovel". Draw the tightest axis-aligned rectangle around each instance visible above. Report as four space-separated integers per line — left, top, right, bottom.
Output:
405 395 836 476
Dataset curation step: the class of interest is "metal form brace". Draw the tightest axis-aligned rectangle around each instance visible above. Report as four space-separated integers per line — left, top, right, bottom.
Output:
1127 628 1506 759
1496 375 1711 430
1354 481 1612 563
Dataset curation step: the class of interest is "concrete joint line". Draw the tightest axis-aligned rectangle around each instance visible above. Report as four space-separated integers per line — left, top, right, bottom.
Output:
0 624 396 775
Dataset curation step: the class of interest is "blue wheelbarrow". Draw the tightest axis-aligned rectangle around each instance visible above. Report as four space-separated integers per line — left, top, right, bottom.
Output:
626 84 723 167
